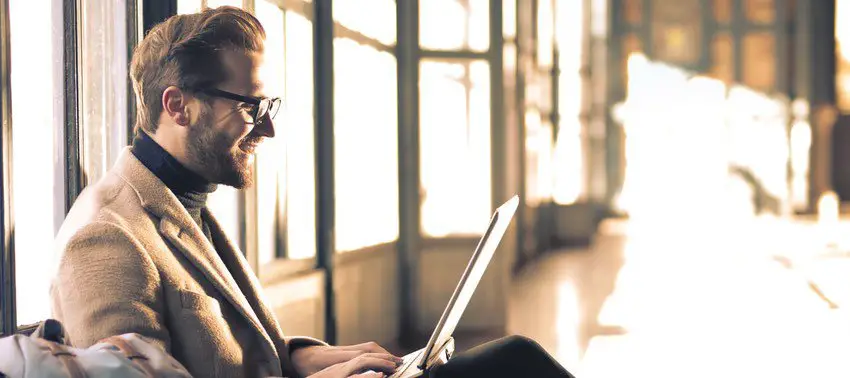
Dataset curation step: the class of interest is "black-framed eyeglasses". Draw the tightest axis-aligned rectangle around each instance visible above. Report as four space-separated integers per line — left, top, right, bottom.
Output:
199 88 282 126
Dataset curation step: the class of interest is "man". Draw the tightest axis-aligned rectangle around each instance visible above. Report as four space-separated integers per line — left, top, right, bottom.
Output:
51 6 574 378
51 6 399 378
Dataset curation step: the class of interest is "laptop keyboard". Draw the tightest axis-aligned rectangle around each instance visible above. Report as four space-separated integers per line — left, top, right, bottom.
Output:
389 348 424 378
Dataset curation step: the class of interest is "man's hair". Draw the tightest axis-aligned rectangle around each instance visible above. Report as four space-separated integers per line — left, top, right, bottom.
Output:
130 6 265 133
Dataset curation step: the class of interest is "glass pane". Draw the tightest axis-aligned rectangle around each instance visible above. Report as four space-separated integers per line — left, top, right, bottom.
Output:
80 0 128 185
334 38 399 252
651 0 701 65
742 32 776 92
525 113 555 205
178 0 203 14
537 0 554 68
745 0 775 23
419 59 491 237
837 0 850 113
283 12 316 259
207 0 243 8
256 0 286 265
208 186 242 250
554 0 586 205
256 5 317 263
621 33 643 88
624 0 642 24
503 0 516 39
10 0 62 326
420 0 489 52
713 0 732 23
333 0 396 45
709 33 734 84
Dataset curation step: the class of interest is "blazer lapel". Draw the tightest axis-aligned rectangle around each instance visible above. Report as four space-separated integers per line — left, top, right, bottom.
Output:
203 209 289 346
111 148 279 362
158 218 272 345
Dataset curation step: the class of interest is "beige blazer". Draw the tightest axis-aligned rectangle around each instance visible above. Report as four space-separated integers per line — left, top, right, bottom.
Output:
50 148 324 378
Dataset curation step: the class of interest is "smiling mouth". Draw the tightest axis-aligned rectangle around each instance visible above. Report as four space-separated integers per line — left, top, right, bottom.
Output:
239 138 262 154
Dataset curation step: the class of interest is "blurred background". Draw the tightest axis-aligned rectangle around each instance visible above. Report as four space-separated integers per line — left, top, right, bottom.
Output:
2 0 850 376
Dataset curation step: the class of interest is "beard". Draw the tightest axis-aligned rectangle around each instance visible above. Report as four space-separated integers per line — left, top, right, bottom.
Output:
186 109 257 189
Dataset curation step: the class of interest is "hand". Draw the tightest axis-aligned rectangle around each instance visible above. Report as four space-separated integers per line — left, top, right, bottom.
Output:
292 341 403 377
305 353 401 378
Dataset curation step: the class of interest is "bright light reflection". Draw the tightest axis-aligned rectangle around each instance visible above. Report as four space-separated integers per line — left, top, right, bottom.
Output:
555 282 582 368
333 38 399 252
419 60 492 237
576 52 849 377
617 53 791 228
10 0 58 326
581 220 850 378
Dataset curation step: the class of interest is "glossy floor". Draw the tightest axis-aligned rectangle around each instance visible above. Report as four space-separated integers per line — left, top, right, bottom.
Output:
508 217 850 378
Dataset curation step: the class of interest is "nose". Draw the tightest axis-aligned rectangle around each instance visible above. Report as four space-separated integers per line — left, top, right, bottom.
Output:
255 113 275 138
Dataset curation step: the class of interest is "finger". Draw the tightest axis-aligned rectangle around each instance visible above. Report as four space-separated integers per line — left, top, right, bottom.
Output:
315 349 364 364
356 352 404 365
342 342 391 355
345 356 401 375
350 371 386 378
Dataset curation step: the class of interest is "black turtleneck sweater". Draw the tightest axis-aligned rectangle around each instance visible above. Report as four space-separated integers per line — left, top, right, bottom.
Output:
131 132 218 242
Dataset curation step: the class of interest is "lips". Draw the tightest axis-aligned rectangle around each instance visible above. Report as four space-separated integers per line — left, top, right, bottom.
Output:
239 137 263 153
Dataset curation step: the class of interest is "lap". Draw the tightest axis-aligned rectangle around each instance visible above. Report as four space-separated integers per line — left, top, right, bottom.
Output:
428 335 575 378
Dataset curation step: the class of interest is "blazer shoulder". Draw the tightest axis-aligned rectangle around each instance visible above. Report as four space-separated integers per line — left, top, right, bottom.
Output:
56 172 145 248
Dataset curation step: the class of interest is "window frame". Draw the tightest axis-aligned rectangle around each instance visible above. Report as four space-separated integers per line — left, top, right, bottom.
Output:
416 0 501 240
0 0 15 337
248 0 320 282
330 2 399 255
0 0 144 335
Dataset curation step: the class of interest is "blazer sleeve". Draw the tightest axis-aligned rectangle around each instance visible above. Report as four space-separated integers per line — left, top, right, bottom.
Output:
51 221 171 352
285 335 329 351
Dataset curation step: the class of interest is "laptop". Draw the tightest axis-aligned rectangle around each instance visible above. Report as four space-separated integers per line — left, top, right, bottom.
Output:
389 195 520 378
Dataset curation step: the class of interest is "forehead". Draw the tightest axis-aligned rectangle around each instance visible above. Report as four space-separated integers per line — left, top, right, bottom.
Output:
219 49 264 95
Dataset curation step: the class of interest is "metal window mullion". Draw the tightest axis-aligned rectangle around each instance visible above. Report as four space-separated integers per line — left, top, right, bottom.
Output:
313 0 336 345
490 0 506 209
0 0 15 336
396 0 420 348
418 49 489 60
264 0 313 19
65 0 83 209
127 0 140 145
332 23 395 54
733 0 744 83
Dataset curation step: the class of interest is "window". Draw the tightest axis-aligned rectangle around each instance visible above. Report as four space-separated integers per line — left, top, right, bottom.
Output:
333 4 399 253
420 0 489 52
197 0 246 250
553 0 587 205
178 0 204 14
419 59 491 237
838 0 850 113
80 0 129 186
333 38 399 252
207 0 244 8
9 0 64 326
524 109 555 206
333 0 396 45
255 0 316 263
536 0 554 68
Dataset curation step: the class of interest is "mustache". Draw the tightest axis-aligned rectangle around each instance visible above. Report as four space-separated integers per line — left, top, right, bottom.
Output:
239 135 263 148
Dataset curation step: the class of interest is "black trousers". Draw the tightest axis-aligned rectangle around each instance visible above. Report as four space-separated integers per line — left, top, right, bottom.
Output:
428 335 576 378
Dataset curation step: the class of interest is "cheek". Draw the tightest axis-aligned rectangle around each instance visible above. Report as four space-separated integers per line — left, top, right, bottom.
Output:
218 113 253 147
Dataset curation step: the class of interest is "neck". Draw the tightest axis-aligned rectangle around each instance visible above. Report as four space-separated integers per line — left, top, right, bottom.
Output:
131 131 217 202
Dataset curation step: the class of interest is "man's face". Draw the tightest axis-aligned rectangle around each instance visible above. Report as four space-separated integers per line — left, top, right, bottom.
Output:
186 49 275 188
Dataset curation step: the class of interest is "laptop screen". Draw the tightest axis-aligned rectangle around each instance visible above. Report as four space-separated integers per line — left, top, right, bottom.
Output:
418 195 519 367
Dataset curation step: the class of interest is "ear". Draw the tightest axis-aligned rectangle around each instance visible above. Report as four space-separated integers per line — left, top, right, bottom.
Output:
162 86 191 126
